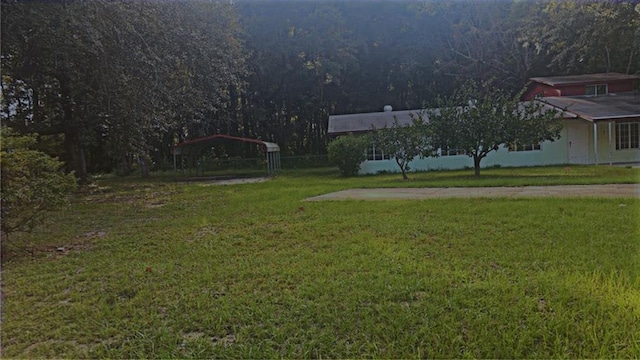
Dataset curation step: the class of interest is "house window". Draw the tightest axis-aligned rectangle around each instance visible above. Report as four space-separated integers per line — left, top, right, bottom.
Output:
616 122 640 150
509 143 541 152
439 148 466 156
585 84 607 96
366 143 391 161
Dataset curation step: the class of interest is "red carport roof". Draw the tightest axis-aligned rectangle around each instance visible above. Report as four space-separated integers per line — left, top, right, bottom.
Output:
173 134 280 154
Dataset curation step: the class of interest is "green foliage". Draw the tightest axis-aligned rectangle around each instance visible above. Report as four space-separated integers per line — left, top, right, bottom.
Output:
327 134 370 177
523 1 639 74
372 116 434 180
0 127 77 237
426 80 562 176
1 1 247 178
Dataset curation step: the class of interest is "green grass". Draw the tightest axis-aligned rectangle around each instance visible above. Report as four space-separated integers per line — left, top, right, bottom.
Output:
2 165 639 358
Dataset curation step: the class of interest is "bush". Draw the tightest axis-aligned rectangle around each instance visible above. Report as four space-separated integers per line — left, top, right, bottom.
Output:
1 127 77 239
327 134 370 177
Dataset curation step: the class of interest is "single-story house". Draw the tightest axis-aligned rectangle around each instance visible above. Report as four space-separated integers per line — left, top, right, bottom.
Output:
327 73 640 174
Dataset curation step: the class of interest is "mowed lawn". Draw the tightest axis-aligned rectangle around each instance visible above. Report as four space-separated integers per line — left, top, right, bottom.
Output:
2 166 639 358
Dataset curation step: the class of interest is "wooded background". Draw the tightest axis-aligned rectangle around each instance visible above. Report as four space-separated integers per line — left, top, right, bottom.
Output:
2 0 638 178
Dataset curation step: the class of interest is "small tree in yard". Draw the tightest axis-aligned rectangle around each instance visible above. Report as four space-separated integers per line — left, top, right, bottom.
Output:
372 116 434 180
425 81 563 176
327 134 370 177
1 127 77 241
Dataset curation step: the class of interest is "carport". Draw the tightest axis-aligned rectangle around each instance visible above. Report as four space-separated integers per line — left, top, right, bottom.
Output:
173 134 281 176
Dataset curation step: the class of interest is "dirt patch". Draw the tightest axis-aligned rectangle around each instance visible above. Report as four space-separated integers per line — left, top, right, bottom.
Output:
305 184 640 201
199 177 269 186
180 332 236 348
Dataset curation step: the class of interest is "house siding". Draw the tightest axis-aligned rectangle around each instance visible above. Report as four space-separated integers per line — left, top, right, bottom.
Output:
359 129 570 174
523 84 561 100
357 120 639 175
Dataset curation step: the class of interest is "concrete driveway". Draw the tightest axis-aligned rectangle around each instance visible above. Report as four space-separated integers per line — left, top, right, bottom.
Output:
305 184 640 201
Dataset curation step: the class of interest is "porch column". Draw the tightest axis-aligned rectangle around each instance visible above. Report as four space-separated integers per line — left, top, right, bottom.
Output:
593 122 598 165
608 121 612 166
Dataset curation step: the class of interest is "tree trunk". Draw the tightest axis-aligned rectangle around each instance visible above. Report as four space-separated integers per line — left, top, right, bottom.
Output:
64 131 88 183
397 159 409 180
79 148 87 182
473 155 482 176
626 50 634 75
139 153 150 178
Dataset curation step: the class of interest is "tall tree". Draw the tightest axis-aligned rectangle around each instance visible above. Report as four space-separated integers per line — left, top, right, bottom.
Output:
416 1 551 91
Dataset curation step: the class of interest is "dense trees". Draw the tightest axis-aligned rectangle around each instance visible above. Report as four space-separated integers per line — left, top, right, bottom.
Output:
1 0 637 177
1 1 246 179
521 1 640 75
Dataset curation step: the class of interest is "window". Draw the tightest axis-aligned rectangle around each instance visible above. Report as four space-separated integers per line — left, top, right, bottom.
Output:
438 147 466 156
616 122 640 150
509 143 541 152
585 84 607 96
366 143 391 161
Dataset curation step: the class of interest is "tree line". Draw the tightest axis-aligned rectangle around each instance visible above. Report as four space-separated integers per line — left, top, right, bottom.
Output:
2 0 639 179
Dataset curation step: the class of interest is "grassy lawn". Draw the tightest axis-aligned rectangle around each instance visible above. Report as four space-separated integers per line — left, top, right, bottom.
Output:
2 165 639 358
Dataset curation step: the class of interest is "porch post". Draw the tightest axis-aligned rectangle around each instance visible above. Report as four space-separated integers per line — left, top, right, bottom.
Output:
608 121 612 166
593 122 598 165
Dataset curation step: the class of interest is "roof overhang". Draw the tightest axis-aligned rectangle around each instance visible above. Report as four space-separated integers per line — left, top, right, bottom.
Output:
540 93 640 122
529 73 640 87
173 134 280 155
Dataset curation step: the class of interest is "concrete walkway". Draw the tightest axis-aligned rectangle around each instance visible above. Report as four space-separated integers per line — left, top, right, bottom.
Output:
305 184 640 201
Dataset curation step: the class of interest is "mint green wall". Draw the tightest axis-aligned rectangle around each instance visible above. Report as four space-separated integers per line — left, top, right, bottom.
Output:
360 131 569 174
358 119 639 175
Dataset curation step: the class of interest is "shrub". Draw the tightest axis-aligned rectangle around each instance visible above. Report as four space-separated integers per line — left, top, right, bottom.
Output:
327 134 370 177
1 127 77 239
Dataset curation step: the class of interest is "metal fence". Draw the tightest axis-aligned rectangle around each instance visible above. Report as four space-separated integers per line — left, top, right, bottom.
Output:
176 154 330 176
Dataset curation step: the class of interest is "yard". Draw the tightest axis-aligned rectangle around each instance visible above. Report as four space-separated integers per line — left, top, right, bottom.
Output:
2 165 639 358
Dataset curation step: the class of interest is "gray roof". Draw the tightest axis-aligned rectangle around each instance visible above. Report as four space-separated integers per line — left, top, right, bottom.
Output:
328 101 574 135
530 73 640 87
328 109 427 135
541 93 640 121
